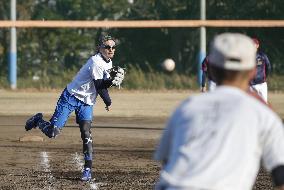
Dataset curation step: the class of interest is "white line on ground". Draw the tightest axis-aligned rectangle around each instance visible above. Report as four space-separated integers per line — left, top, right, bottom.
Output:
41 151 51 172
40 151 55 190
72 152 107 190
89 183 99 190
72 152 84 171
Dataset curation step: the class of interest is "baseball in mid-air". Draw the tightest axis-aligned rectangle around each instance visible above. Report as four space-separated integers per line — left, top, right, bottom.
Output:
162 58 175 72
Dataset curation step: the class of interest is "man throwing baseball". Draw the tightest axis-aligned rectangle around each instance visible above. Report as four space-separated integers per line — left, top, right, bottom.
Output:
155 33 284 190
250 38 271 103
25 34 125 181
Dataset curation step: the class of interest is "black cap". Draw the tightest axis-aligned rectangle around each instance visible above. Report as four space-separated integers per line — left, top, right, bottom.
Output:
98 35 115 46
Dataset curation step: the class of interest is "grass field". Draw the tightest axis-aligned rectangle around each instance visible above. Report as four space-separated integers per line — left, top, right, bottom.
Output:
0 89 283 119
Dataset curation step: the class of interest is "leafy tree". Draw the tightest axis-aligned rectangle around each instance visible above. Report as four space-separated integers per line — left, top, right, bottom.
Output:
1 0 284 89
207 0 284 73
0 2 10 78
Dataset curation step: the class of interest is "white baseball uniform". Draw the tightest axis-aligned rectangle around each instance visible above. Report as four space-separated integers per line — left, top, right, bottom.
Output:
208 80 216 91
67 53 112 105
155 86 284 190
249 51 271 103
250 82 268 103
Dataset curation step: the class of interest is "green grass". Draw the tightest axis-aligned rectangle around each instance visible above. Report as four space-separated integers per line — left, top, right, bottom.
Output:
0 68 284 91
267 75 284 92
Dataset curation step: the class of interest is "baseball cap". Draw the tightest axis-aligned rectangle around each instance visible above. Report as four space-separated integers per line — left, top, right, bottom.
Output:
208 33 256 71
98 35 115 46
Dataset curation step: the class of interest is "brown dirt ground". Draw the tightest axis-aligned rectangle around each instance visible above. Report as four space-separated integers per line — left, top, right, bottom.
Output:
0 90 282 189
0 115 275 190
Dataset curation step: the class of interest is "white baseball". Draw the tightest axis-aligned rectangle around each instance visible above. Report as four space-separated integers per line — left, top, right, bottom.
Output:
162 58 175 72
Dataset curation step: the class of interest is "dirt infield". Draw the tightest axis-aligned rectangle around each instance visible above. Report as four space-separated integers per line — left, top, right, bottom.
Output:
0 115 164 190
0 115 275 190
0 90 282 189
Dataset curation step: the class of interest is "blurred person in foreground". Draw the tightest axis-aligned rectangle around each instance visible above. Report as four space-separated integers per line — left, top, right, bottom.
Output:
154 33 284 190
250 38 271 103
200 55 216 92
24 35 125 181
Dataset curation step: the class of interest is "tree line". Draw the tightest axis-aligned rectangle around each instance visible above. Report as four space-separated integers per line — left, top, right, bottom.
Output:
0 0 283 88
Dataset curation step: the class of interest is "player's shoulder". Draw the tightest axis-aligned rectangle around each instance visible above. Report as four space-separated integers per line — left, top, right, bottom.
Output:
217 88 280 124
172 94 203 118
245 91 281 122
88 54 106 70
91 54 104 64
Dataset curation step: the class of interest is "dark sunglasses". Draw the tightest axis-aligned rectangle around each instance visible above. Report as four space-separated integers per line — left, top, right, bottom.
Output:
101 44 116 50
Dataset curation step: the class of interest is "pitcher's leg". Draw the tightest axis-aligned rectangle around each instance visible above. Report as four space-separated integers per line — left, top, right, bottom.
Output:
25 112 63 138
25 113 43 131
25 88 75 138
38 120 61 138
79 121 93 168
40 89 75 138
79 120 93 181
76 104 93 181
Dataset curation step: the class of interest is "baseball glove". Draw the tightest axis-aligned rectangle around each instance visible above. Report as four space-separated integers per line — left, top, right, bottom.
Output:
108 66 125 87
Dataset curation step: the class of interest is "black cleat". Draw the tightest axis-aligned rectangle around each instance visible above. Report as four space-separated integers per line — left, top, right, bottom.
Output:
25 113 43 131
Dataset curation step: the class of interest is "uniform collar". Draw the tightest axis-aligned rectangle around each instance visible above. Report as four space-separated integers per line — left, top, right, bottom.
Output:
99 53 111 63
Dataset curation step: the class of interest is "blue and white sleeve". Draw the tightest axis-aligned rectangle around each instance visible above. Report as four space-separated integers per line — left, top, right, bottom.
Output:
92 62 113 89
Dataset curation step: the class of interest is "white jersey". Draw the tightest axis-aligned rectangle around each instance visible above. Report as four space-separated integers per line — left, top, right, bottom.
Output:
208 80 216 91
250 82 268 103
155 86 284 190
67 53 112 105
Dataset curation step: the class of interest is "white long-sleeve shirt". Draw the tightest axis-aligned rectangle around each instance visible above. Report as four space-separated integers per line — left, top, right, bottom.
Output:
67 53 112 105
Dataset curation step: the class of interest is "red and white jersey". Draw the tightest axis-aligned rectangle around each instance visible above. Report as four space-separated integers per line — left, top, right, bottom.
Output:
155 86 284 190
67 53 112 105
